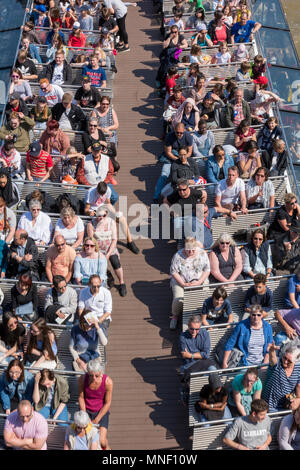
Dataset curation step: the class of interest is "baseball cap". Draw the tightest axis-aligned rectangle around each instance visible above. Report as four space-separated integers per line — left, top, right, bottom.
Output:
73 21 80 29
101 27 109 35
82 75 91 83
196 24 207 32
91 142 102 151
80 5 90 11
28 141 42 157
254 76 268 85
36 5 47 13
37 96 47 104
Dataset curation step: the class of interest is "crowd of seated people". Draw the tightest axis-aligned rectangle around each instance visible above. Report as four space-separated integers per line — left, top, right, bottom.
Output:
159 0 300 451
0 0 141 451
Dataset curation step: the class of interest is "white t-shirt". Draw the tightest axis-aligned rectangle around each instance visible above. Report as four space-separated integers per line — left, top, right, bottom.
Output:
52 64 64 85
0 207 16 240
104 0 127 18
216 178 245 206
59 108 73 131
214 52 231 64
84 186 112 211
40 84 64 106
78 286 112 320
55 217 84 245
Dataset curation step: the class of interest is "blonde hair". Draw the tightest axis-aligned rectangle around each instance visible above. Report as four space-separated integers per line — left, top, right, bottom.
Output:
83 236 99 252
284 193 297 205
212 232 236 250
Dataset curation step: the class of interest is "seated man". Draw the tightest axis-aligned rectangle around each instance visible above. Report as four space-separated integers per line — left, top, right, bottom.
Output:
84 181 139 254
4 400 48 450
215 165 248 215
244 273 273 319
76 141 118 206
44 50 72 86
275 307 300 340
179 315 216 379
45 235 76 284
51 92 87 131
78 274 112 337
74 76 101 109
39 78 64 107
6 229 39 281
44 275 78 324
230 12 261 44
223 88 251 129
153 123 193 203
223 399 271 450
5 93 29 121
82 54 107 89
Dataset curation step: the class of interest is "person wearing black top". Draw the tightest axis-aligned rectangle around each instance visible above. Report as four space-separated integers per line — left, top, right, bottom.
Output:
43 52 73 85
11 273 38 321
6 94 29 121
268 193 300 241
16 50 38 81
51 93 87 131
195 373 231 423
272 220 300 274
74 76 101 109
171 147 200 187
25 189 57 213
6 229 40 281
0 312 26 365
0 168 20 209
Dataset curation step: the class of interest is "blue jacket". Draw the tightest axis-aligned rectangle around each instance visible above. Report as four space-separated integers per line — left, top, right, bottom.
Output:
224 318 273 366
205 153 234 184
0 370 34 411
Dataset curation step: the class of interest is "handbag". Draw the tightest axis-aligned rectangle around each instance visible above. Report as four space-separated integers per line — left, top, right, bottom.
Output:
215 340 244 368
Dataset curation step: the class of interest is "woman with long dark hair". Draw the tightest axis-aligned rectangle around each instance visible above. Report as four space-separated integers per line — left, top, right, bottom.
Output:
24 318 58 370
0 312 26 365
0 359 34 414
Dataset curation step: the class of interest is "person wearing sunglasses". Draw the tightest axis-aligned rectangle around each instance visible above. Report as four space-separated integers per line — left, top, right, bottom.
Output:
45 235 76 284
179 314 216 379
209 232 243 284
9 68 33 103
0 361 34 416
222 305 273 369
64 410 100 450
242 229 273 280
39 78 64 107
51 92 87 132
0 312 26 365
17 199 53 246
73 237 107 287
246 166 275 210
262 340 300 413
268 192 300 241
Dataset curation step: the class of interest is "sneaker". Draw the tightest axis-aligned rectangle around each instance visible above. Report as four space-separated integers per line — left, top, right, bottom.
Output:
119 284 127 297
169 317 178 330
111 64 118 73
127 241 139 254
118 46 130 53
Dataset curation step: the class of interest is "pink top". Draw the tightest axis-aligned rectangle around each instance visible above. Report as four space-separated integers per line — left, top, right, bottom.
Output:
4 410 48 450
84 373 108 413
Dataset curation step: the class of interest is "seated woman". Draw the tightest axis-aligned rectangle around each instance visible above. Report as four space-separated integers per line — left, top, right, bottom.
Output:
54 206 84 250
17 199 53 246
209 233 243 284
82 118 107 155
86 205 127 297
33 369 69 426
0 359 34 414
0 197 16 244
9 68 32 103
0 312 26 365
208 10 232 45
237 140 265 179
170 146 201 188
195 373 232 424
227 367 262 417
69 312 108 373
205 145 234 184
0 139 24 180
188 74 208 106
78 358 113 450
201 286 233 326
39 119 70 157
245 166 275 210
0 236 8 279
11 273 38 321
0 169 20 209
222 305 273 368
262 340 300 412
234 119 257 153
29 96 52 130
73 236 107 286
268 192 300 241
264 139 287 177
24 318 58 370
24 189 57 214
44 275 77 325
241 229 273 279
198 92 223 129
278 404 300 450
64 410 100 450
192 119 215 161
169 237 210 330
91 96 119 146
257 116 283 154
172 98 200 133
162 24 188 51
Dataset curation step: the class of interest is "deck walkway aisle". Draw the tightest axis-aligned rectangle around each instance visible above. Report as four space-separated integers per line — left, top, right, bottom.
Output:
105 0 190 450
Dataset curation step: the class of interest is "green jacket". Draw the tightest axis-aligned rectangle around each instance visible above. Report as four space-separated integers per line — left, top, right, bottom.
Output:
35 375 70 411
0 115 35 152
223 100 251 129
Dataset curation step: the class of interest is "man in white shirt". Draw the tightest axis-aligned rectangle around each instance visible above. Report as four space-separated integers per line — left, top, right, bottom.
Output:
39 78 64 106
78 275 112 333
215 165 248 215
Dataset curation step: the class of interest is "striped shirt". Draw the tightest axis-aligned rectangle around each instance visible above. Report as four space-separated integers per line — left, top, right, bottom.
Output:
26 150 53 178
247 328 265 365
262 362 300 412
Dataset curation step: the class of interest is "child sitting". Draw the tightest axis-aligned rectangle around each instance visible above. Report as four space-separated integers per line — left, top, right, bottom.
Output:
235 61 251 82
201 286 233 326
244 273 273 319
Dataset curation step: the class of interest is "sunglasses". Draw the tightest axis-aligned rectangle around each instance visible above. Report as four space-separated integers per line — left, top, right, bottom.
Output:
102 103 110 106
251 313 262 317
98 214 107 218
220 241 230 245
40 87 47 91
178 187 188 192
91 284 101 288
11 75 20 78
89 124 97 127
55 242 65 247
84 243 95 247
282 356 293 365
189 327 200 332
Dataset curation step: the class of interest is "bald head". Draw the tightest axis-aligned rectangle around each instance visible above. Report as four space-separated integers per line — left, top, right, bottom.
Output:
18 400 33 423
14 229 28 246
54 235 66 252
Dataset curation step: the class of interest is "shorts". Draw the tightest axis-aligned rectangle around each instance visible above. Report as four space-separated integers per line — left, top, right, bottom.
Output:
86 409 110 429
109 254 121 270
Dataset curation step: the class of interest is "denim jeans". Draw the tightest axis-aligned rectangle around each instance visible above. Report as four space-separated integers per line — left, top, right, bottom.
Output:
173 216 204 245
153 162 171 200
38 404 69 426
107 184 119 205
199 405 232 428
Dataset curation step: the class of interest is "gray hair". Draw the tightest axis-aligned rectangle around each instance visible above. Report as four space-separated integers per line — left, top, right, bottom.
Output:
87 358 104 374
188 315 201 326
73 410 91 428
29 199 42 210
281 340 300 364
212 232 236 250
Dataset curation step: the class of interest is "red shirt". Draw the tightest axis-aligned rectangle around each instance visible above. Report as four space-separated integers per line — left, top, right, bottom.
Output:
26 150 53 178
165 74 179 95
68 33 86 48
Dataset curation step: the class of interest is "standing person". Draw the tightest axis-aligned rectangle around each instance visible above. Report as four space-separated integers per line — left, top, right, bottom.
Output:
223 399 272 450
4 400 48 450
78 359 113 450
104 0 130 52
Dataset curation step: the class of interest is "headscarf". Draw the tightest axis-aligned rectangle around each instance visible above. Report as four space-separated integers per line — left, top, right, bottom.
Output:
172 97 199 129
